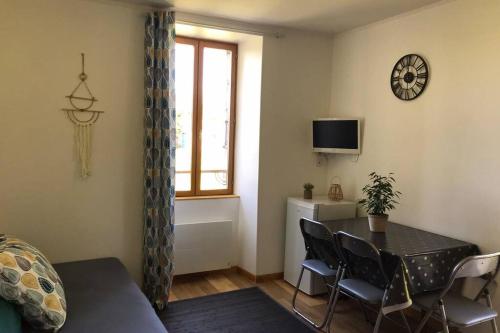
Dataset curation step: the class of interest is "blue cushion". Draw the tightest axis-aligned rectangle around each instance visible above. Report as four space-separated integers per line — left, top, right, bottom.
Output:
338 278 385 303
0 297 21 333
302 259 338 277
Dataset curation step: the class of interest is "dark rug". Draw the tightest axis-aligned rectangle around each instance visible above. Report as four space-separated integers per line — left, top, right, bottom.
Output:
160 287 316 333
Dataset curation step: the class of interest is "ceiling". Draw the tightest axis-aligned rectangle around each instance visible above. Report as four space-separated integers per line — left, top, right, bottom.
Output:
127 0 444 34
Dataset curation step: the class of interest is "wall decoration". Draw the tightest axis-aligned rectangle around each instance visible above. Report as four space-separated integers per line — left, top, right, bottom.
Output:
390 54 429 101
61 53 104 178
328 176 344 201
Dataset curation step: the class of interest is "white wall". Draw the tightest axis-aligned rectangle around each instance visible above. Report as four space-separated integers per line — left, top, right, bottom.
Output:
156 21 335 276
174 23 263 275
327 0 500 327
0 0 146 282
257 32 332 275
234 37 263 275
172 20 334 277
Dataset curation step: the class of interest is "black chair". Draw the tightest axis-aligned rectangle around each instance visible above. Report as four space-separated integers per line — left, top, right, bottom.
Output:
331 231 412 333
414 252 500 333
292 218 342 330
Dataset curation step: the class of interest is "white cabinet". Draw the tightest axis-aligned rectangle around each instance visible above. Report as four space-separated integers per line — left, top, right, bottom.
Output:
284 197 356 295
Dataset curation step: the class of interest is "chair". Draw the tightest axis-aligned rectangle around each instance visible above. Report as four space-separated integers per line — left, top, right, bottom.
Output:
414 252 500 333
292 218 342 330
331 231 412 333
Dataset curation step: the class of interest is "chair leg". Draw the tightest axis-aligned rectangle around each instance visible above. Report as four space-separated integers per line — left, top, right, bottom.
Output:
399 310 412 333
414 308 434 333
326 286 341 333
438 301 450 333
373 308 384 333
491 319 499 333
319 283 338 328
326 268 345 333
292 266 334 330
291 267 304 310
485 293 499 333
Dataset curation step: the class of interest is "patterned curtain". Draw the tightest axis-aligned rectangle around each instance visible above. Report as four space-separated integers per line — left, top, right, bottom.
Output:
143 10 175 310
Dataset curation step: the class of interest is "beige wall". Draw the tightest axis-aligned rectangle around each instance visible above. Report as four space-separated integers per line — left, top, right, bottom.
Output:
0 0 146 282
0 0 332 281
257 32 332 274
328 0 500 325
7 0 493 299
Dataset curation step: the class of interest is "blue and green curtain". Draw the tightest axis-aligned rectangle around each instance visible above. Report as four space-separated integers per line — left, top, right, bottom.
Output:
143 10 175 310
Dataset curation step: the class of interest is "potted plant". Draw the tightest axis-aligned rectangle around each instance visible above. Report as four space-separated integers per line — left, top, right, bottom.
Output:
359 172 401 232
303 183 314 199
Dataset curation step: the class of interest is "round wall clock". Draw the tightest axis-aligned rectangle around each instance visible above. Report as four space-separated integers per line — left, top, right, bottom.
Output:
390 54 429 101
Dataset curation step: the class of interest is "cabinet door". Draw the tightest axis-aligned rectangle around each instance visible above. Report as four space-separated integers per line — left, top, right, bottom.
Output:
284 203 306 286
284 203 321 294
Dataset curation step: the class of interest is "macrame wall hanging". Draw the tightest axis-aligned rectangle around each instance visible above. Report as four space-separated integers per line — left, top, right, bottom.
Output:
61 53 104 179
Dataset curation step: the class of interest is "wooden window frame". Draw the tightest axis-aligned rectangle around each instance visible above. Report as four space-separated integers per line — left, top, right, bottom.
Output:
175 36 237 197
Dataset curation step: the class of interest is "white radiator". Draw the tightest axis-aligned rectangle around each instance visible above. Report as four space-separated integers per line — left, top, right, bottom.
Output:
173 220 233 275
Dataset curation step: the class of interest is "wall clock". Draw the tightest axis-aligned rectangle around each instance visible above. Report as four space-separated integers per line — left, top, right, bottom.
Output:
391 54 429 101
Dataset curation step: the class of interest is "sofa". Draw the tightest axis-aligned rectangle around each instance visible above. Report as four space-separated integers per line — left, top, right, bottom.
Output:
24 257 167 333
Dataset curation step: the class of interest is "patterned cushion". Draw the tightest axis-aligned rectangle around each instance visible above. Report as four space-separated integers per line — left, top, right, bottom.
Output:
0 237 66 331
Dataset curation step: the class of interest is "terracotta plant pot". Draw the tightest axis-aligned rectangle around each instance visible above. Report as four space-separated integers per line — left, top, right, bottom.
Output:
304 189 312 199
368 214 388 232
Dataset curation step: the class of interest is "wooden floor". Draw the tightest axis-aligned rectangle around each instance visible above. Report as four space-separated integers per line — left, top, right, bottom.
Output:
169 270 449 333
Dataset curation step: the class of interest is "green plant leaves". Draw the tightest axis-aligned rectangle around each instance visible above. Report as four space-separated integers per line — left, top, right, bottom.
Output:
358 172 401 215
303 183 314 190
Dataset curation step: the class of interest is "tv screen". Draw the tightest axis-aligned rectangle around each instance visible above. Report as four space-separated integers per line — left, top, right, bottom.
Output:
313 119 360 154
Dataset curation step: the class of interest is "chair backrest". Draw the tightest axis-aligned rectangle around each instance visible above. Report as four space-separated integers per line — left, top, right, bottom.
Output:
336 231 389 285
440 252 500 300
455 254 500 279
299 218 339 268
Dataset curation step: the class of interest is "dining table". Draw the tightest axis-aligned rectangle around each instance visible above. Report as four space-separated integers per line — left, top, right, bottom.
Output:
322 217 479 315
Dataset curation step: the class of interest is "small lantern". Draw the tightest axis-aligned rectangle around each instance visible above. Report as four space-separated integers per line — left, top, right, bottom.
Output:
328 177 343 201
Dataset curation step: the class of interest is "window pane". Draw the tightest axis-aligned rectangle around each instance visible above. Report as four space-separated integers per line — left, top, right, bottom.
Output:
175 43 195 192
200 47 233 191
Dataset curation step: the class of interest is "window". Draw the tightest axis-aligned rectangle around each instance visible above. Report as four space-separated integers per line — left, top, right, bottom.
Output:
175 36 237 196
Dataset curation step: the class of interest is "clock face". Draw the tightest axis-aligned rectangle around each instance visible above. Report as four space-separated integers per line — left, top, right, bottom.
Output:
391 54 428 101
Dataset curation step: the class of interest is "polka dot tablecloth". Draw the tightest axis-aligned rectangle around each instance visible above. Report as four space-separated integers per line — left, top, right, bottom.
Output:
323 218 479 314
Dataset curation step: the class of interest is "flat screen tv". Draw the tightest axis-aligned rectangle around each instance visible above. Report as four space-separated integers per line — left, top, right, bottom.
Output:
313 118 360 154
